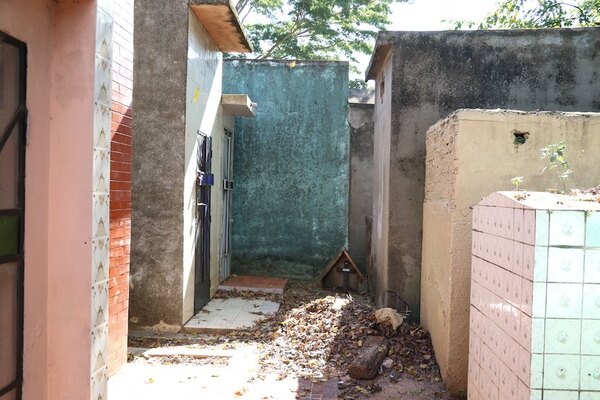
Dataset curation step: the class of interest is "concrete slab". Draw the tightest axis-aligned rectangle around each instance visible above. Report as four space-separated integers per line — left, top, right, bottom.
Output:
182 297 280 333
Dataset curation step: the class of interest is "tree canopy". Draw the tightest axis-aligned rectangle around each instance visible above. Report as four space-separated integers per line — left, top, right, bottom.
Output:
453 0 600 29
232 0 403 88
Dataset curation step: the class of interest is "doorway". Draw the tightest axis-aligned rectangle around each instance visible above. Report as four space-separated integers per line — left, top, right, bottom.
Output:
0 31 26 400
194 132 213 313
219 129 233 282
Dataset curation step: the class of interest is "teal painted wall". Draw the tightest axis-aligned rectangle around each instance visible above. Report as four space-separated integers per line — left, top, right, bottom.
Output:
223 60 349 279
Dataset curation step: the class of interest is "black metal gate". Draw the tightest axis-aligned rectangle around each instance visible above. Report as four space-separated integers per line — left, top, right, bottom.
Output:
194 133 213 313
0 31 26 400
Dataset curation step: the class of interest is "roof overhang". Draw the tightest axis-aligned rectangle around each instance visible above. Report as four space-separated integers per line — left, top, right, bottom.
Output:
190 0 252 53
365 32 395 81
221 94 256 117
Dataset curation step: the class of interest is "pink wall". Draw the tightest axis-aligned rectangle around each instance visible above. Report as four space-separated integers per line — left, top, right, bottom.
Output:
0 1 97 398
0 1 52 398
47 2 97 398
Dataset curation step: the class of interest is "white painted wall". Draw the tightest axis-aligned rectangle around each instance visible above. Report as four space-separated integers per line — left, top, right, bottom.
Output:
182 12 226 323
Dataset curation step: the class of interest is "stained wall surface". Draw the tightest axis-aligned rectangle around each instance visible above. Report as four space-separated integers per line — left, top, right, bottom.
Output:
423 109 600 395
367 28 600 319
349 102 374 273
131 0 189 330
223 60 350 279
131 2 228 330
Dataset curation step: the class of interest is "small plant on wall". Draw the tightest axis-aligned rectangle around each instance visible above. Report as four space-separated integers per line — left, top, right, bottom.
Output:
510 140 573 196
511 176 524 191
540 141 572 193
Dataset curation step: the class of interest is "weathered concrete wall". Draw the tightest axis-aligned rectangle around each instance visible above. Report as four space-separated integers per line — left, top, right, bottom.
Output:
131 0 190 329
422 109 600 395
348 103 374 273
367 28 600 319
370 48 393 307
223 60 349 279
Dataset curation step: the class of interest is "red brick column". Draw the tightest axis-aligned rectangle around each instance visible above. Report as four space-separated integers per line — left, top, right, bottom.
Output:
108 0 133 377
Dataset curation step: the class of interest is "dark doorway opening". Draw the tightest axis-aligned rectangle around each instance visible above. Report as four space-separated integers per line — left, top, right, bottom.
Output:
0 31 27 400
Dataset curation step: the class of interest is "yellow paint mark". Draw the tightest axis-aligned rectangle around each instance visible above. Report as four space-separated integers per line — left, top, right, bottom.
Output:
193 87 200 103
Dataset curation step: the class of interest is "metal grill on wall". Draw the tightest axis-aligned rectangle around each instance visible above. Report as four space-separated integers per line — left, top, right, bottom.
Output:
0 31 27 400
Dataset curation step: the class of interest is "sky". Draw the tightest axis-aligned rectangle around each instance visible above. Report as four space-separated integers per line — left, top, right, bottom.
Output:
352 0 500 81
388 0 499 31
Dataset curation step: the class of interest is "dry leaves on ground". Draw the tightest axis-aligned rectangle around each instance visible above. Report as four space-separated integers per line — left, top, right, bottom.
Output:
129 281 451 399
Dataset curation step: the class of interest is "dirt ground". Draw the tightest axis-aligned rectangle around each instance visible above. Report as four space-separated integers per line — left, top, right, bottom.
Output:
126 281 457 399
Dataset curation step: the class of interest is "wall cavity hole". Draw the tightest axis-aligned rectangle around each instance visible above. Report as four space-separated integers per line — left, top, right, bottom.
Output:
513 131 530 146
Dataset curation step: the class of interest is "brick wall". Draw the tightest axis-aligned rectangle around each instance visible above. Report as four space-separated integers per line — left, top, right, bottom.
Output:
108 0 133 377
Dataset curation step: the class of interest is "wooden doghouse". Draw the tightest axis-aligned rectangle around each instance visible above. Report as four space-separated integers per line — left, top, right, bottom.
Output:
320 250 365 293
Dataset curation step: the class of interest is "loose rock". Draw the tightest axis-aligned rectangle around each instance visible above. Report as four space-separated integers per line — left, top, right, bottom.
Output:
374 308 404 330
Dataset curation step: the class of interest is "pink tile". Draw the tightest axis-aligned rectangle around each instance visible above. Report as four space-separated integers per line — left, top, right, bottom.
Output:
513 241 524 277
521 279 533 317
519 312 532 352
501 237 515 272
522 244 534 281
517 378 530 400
473 206 480 231
501 268 512 302
501 301 513 334
473 231 481 257
483 207 493 234
490 235 501 266
478 367 488 398
499 365 518 400
472 256 482 284
492 292 503 327
508 304 520 339
498 329 510 366
508 273 522 309
514 208 525 243
498 207 514 240
523 209 536 245
508 337 522 372
518 349 531 386
468 360 479 400
489 207 500 236
482 233 491 262
481 260 492 292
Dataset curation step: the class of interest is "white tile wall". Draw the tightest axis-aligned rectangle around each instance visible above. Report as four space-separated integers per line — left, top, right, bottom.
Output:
91 2 113 400
469 196 600 399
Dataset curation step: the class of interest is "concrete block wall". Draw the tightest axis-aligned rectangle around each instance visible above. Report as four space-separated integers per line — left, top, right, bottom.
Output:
223 60 350 279
348 102 374 273
366 28 600 321
108 0 133 376
421 109 600 394
470 192 600 399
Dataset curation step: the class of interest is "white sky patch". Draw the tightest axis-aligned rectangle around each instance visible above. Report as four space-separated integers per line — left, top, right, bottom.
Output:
354 0 499 82
388 0 499 31
242 0 501 80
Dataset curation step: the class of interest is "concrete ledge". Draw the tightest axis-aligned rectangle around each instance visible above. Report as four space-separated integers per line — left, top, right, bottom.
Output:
190 0 252 52
221 94 256 117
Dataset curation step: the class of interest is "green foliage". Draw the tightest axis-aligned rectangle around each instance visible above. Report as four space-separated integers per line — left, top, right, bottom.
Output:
234 0 403 63
451 0 600 29
540 141 573 193
511 176 524 191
